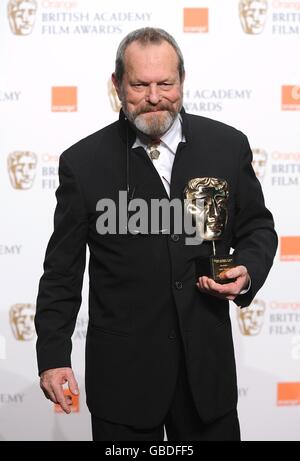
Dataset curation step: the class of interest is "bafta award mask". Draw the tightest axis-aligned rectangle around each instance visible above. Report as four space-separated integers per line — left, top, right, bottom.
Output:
184 177 235 284
184 177 229 241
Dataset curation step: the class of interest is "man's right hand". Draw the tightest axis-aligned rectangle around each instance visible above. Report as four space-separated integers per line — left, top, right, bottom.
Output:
40 367 79 414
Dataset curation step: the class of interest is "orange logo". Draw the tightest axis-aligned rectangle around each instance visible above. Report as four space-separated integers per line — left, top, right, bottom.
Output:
281 86 300 111
277 382 300 406
280 236 300 261
183 8 209 33
54 389 79 413
51 86 77 112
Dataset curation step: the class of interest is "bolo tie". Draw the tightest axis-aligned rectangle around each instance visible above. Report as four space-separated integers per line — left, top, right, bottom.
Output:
147 140 161 160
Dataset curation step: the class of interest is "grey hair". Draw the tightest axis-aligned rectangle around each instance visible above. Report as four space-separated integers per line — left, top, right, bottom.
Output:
114 27 185 83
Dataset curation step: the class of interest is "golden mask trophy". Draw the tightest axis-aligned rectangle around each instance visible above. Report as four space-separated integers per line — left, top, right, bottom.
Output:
184 177 235 284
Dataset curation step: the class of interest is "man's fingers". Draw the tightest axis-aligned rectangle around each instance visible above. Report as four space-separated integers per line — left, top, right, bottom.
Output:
198 276 212 291
53 385 72 414
221 265 247 280
41 386 57 403
196 272 248 300
42 384 73 413
67 372 79 396
65 395 73 404
39 368 79 414
40 379 58 403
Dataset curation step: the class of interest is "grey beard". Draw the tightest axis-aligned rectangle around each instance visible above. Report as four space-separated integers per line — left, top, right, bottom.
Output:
133 111 176 138
122 102 177 138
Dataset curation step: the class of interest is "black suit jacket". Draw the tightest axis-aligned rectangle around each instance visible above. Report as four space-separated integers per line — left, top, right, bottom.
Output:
35 110 277 426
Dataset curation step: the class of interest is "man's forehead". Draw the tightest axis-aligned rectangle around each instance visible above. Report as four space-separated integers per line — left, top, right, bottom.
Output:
124 41 179 68
125 40 176 54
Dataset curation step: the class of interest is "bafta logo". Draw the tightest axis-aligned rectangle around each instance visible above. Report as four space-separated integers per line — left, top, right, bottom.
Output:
252 148 267 181
7 151 37 190
108 78 122 112
10 303 35 341
7 0 37 36
237 299 266 336
239 0 268 35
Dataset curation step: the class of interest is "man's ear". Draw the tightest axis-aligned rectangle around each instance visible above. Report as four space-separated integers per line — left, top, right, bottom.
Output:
111 73 121 99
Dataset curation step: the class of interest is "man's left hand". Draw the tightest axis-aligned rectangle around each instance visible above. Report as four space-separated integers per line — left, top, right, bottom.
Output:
196 265 250 301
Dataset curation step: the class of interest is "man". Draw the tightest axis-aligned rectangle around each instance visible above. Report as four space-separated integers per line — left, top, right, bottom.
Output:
239 0 268 35
35 28 277 441
7 0 37 36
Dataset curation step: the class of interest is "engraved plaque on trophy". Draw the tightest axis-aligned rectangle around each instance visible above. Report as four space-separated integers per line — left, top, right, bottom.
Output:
184 177 236 284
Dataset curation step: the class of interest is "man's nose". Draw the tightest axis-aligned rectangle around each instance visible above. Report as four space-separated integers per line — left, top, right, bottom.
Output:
146 84 161 105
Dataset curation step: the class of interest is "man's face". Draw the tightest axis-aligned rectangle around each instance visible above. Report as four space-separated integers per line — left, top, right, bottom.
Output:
9 0 37 36
112 41 184 139
240 0 268 34
238 302 266 336
185 179 228 240
9 152 37 189
11 305 35 341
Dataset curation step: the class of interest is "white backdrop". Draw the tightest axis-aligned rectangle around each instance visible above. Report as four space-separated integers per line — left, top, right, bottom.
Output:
1 0 300 441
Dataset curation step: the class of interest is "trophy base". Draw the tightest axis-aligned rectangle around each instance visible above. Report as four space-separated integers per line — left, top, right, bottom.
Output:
196 256 236 284
210 256 235 284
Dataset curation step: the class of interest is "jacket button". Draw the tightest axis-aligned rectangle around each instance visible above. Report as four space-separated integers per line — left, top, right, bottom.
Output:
171 234 180 242
168 330 176 339
175 281 183 290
